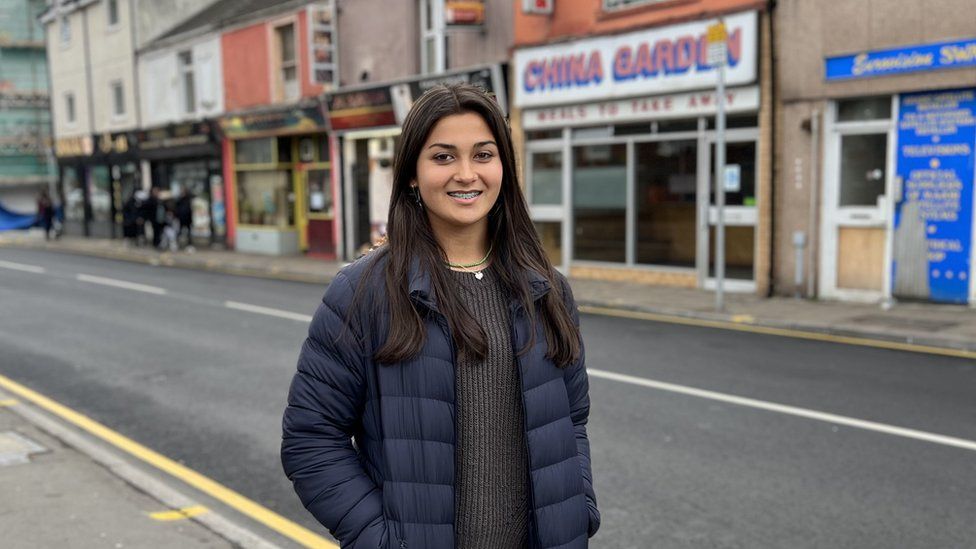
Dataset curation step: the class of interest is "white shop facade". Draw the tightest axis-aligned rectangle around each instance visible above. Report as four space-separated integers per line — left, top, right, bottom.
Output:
513 10 767 291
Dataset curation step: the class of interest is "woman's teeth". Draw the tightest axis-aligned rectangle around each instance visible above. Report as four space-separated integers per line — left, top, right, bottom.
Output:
448 191 481 199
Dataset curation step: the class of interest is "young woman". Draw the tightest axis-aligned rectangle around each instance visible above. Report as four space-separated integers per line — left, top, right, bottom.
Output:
282 83 599 549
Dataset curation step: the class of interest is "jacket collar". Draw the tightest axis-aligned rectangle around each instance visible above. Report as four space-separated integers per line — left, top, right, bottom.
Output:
407 256 551 312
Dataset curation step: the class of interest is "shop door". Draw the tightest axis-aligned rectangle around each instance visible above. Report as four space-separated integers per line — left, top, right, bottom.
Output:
301 167 336 256
526 142 567 272
820 107 895 302
700 133 759 291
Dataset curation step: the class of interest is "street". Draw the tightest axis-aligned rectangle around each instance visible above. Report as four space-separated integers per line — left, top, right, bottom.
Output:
1 248 974 548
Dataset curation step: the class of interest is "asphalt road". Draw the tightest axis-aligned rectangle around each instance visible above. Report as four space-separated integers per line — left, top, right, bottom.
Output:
0 248 974 549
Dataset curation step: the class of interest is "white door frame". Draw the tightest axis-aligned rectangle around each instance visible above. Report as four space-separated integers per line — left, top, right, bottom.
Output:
700 127 760 292
819 97 899 302
526 131 570 273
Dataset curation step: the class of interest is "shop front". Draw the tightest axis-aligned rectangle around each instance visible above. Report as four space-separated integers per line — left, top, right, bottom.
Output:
324 64 507 260
218 102 334 257
54 135 94 237
514 11 766 291
136 121 226 247
55 132 140 239
816 38 976 305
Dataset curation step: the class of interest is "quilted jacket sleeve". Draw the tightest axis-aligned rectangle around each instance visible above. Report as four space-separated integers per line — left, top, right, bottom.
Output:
559 276 601 538
281 272 387 548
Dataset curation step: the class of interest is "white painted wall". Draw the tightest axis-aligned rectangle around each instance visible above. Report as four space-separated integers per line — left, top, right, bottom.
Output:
46 10 91 138
138 34 223 127
86 0 138 132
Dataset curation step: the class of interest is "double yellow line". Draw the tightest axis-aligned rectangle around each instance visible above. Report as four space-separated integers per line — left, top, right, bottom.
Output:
0 373 337 549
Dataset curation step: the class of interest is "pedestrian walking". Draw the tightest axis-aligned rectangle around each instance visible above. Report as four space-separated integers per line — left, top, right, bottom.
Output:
281 83 600 549
146 187 164 249
36 190 55 240
175 188 193 249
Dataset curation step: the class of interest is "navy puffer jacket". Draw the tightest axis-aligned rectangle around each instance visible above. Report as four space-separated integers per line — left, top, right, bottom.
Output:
282 253 600 548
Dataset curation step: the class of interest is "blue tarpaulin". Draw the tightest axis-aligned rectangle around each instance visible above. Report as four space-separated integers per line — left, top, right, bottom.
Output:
0 201 38 231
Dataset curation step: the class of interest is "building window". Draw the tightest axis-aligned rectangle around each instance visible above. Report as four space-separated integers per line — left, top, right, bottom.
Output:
573 144 628 262
107 0 119 26
419 0 445 74
602 0 667 10
178 50 195 114
60 16 71 45
838 134 887 207
275 23 298 101
237 171 295 227
65 93 76 123
111 81 125 116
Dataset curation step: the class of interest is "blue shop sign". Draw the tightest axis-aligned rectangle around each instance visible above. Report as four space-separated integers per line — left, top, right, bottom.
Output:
891 89 976 304
826 37 976 81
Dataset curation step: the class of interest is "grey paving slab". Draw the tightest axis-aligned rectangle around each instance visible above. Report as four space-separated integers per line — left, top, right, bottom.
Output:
0 405 234 549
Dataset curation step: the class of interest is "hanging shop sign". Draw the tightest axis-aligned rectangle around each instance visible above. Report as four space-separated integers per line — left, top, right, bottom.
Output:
891 88 976 304
306 2 337 87
218 103 327 139
523 86 759 129
445 0 485 27
513 10 757 108
326 64 506 131
826 37 976 81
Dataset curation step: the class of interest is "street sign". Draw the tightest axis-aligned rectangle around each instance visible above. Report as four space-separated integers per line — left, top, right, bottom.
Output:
706 21 728 67
724 164 741 192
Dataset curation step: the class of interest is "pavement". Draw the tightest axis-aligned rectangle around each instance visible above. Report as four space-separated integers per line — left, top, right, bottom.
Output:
0 229 973 549
2 229 974 355
0 387 270 549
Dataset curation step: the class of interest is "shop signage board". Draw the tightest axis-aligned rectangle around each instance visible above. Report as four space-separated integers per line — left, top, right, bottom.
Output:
892 88 976 304
136 121 214 151
826 37 976 81
514 10 756 108
90 131 138 159
326 64 506 131
522 85 759 129
218 104 327 139
54 136 93 158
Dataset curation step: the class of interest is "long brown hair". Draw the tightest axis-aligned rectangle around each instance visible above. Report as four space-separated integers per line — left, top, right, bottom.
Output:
354 83 580 368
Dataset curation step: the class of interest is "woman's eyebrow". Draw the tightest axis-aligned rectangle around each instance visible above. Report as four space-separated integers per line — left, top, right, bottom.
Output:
426 140 498 150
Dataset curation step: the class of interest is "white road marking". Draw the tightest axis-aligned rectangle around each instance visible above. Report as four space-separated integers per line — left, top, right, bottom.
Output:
588 368 976 452
0 259 46 274
76 273 168 295
224 301 313 323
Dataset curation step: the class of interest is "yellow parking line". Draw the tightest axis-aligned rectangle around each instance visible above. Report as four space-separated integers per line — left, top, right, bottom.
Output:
150 505 209 521
0 398 18 407
0 373 337 549
578 305 976 360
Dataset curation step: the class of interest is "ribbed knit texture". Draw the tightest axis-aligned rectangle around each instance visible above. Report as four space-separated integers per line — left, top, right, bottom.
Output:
449 266 530 549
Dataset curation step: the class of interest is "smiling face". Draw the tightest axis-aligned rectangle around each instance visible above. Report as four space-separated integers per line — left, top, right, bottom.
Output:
412 111 503 241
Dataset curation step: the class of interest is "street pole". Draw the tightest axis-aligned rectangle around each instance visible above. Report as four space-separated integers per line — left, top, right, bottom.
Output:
708 20 728 312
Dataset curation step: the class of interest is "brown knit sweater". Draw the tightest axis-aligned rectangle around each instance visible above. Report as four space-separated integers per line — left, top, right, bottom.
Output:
448 266 530 549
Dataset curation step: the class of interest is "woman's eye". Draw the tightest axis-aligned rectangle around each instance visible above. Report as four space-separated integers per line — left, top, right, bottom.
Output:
433 153 453 162
475 151 495 160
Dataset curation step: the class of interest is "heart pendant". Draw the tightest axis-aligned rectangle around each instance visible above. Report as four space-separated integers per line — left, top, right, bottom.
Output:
475 272 484 280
